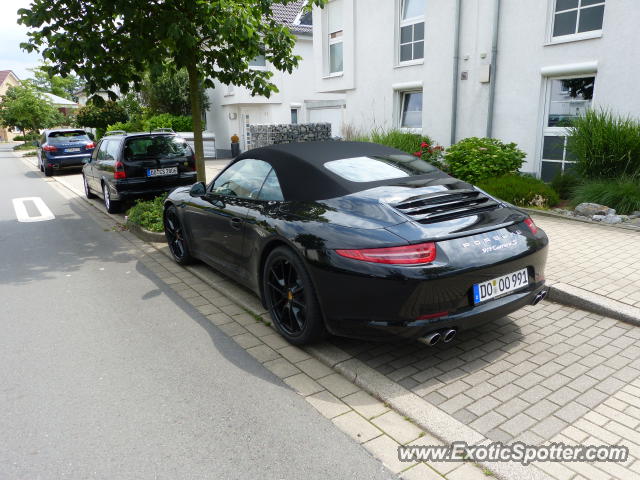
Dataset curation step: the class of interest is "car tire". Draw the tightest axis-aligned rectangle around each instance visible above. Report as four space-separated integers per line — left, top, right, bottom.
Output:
164 205 194 265
83 174 96 199
102 182 120 213
44 164 53 176
263 246 327 345
39 157 44 172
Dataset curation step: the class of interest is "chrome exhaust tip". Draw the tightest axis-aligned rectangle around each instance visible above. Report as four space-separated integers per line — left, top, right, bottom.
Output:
531 289 549 306
443 328 457 343
424 331 442 346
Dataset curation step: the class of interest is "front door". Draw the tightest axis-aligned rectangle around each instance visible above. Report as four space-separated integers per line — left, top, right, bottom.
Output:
184 158 273 279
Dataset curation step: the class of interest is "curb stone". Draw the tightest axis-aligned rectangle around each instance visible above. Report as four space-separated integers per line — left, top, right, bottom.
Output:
548 282 640 327
126 219 166 243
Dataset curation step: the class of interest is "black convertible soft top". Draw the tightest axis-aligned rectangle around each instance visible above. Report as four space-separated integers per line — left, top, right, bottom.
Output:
235 141 450 201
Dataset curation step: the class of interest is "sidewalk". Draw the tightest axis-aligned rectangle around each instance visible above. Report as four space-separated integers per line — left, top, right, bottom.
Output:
531 214 640 309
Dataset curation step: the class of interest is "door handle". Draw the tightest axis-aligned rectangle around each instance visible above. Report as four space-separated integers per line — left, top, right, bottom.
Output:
230 217 243 230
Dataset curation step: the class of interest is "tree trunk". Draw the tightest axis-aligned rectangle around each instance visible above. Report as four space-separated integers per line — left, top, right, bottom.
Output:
186 61 206 183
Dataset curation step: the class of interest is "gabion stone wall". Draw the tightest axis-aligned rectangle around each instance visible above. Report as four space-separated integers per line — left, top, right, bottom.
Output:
249 123 332 149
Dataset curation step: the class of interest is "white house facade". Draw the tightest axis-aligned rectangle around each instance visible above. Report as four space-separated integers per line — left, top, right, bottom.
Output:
312 0 640 180
205 1 346 158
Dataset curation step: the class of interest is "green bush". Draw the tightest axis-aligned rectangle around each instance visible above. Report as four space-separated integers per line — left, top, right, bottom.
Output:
477 175 560 209
550 172 582 200
143 113 193 132
13 132 39 142
571 178 640 215
106 117 145 133
126 194 167 233
445 137 526 184
351 128 445 168
567 109 640 180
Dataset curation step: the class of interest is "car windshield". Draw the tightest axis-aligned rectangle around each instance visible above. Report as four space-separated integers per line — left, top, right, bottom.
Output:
124 136 192 160
48 131 90 144
324 155 438 182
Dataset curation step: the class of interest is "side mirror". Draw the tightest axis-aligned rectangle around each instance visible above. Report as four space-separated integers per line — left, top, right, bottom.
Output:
189 182 206 197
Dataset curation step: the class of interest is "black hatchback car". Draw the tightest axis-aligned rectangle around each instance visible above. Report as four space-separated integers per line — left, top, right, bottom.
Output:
82 130 197 213
38 129 95 176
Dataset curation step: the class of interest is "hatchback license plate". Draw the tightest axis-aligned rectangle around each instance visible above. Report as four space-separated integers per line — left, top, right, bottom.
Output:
473 268 529 305
65 148 81 153
147 167 178 177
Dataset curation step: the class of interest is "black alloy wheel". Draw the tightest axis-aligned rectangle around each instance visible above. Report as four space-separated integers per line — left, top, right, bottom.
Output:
164 206 193 265
263 246 326 345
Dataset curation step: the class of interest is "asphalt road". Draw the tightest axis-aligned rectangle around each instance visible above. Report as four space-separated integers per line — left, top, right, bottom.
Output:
0 144 394 479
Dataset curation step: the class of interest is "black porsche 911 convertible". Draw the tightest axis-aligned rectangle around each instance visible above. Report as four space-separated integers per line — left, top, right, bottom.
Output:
163 141 548 345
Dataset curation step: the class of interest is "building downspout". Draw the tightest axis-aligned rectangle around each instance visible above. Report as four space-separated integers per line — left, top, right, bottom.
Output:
450 0 462 145
486 0 501 138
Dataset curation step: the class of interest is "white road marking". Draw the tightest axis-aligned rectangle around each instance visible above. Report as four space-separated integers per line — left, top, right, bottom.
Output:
12 197 55 223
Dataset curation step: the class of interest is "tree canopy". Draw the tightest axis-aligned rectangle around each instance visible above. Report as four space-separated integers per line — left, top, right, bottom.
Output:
74 101 128 131
27 63 84 101
18 0 327 182
141 69 209 117
0 84 63 136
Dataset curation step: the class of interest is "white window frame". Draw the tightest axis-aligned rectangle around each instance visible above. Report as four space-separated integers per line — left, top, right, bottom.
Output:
548 0 605 44
398 0 425 66
539 74 596 181
327 0 344 75
398 89 423 132
290 108 299 125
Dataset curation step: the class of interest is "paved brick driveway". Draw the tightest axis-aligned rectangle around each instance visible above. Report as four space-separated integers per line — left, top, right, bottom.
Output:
532 214 640 309
331 300 640 479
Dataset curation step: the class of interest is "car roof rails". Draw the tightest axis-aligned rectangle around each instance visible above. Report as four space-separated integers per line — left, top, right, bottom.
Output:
104 130 127 136
151 128 175 133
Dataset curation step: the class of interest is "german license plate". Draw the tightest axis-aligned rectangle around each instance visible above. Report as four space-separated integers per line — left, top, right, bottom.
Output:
147 167 178 177
473 268 529 305
65 148 81 153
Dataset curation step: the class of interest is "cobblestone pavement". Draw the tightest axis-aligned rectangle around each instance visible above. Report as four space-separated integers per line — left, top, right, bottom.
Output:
331 301 640 479
532 214 640 308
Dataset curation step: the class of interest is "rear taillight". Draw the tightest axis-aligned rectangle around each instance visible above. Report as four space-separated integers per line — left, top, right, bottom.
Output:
42 144 57 152
524 218 538 234
335 242 437 265
85 142 96 149
114 161 126 179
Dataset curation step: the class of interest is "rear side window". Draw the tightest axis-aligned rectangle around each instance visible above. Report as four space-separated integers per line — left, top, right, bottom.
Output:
123 136 192 161
47 130 90 144
106 140 121 160
324 155 437 182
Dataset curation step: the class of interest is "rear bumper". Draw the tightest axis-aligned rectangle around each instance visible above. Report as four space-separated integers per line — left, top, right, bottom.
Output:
46 153 91 169
306 243 548 341
111 174 197 200
321 282 546 341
